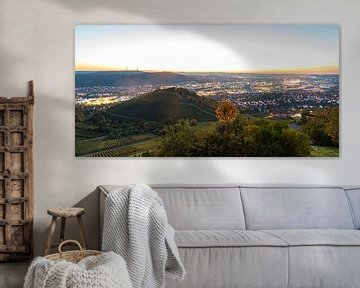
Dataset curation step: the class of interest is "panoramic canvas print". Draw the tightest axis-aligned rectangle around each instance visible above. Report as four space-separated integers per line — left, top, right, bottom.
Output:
75 25 339 157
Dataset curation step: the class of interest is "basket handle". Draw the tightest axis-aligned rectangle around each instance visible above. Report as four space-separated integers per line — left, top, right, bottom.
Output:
58 240 83 255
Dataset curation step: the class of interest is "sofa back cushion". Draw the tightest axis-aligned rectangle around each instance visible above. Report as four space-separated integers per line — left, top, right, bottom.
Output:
345 188 360 229
153 185 246 230
240 186 355 230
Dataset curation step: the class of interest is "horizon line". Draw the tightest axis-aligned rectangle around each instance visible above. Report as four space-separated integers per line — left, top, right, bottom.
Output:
75 69 339 75
75 64 339 75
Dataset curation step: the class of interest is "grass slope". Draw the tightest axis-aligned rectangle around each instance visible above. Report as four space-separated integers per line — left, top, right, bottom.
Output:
109 87 216 122
310 146 339 157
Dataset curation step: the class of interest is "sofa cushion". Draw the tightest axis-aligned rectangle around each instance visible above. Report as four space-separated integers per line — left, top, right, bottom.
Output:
100 185 246 230
154 186 246 230
261 230 360 288
345 188 360 229
262 229 360 246
241 187 355 230
175 230 287 248
287 246 360 288
165 247 289 288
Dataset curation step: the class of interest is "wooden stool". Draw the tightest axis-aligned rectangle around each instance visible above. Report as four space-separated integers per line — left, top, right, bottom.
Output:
45 207 87 255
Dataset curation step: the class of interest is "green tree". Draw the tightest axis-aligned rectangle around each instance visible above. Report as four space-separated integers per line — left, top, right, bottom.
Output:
324 109 339 145
302 108 339 147
160 116 311 157
204 118 310 157
160 119 203 157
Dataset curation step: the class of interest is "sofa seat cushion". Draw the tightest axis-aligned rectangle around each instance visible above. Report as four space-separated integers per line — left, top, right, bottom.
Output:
260 230 360 288
175 230 288 248
166 246 289 288
262 229 360 246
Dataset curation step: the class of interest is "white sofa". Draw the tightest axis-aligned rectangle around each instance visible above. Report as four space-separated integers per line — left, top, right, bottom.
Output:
99 184 360 288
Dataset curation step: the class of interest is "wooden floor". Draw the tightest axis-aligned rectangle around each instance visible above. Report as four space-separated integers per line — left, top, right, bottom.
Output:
0 261 30 288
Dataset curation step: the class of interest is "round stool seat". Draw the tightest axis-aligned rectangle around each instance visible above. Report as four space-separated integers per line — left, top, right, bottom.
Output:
47 207 85 218
45 207 87 255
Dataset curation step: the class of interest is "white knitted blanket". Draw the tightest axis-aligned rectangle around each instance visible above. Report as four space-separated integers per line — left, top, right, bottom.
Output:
24 251 132 288
102 184 185 288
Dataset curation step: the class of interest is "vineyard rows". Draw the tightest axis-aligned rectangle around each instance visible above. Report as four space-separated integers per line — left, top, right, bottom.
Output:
75 135 154 156
83 148 149 157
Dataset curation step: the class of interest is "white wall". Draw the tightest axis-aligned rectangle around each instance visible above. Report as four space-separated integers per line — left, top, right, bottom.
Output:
0 0 359 256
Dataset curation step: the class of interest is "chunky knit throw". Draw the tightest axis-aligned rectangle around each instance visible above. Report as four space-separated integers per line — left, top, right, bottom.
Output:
24 251 132 288
102 184 185 288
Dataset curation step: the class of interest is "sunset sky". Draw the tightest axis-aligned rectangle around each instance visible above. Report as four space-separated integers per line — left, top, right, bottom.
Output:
75 24 339 74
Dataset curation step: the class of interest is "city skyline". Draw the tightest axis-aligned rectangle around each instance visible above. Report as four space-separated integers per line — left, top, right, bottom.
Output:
75 65 339 74
75 24 339 74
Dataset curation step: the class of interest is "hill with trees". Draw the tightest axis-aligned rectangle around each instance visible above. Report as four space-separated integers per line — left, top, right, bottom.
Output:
108 87 216 122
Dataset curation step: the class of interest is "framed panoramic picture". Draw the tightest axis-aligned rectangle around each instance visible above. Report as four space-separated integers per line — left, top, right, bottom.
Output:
75 24 339 157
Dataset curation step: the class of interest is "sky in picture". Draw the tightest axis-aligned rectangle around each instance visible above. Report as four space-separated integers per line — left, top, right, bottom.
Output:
75 24 339 74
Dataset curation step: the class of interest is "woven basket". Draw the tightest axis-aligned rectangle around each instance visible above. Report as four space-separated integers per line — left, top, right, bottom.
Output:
45 240 102 263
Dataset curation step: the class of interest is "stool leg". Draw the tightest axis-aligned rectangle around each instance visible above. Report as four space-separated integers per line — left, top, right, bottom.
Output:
60 217 66 243
45 216 57 255
77 215 87 249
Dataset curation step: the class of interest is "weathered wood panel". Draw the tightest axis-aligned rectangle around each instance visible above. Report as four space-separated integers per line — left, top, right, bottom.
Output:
0 81 34 261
